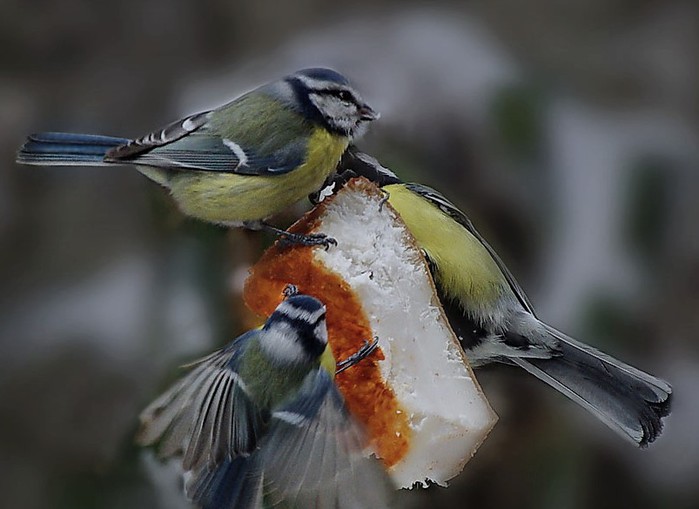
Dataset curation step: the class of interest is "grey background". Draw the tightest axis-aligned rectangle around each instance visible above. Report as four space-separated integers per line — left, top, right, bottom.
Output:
1 2 698 508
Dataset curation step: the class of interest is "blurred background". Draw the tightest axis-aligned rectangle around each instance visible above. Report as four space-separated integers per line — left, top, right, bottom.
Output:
2 1 698 508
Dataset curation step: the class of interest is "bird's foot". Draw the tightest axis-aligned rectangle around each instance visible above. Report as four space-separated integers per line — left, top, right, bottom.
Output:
336 337 380 374
261 223 337 250
282 284 299 298
277 230 338 250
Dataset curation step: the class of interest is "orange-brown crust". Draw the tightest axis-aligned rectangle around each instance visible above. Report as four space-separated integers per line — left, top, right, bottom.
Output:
243 180 411 467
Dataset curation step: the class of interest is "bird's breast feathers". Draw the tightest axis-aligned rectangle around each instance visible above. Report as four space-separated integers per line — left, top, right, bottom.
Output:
168 127 347 225
385 184 507 305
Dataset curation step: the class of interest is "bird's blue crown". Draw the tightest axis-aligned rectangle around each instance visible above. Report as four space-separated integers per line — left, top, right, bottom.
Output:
293 67 350 86
264 294 328 359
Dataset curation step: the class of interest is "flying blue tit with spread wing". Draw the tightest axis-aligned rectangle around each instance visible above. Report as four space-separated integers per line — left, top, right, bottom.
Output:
334 148 672 447
16 68 377 246
138 288 392 509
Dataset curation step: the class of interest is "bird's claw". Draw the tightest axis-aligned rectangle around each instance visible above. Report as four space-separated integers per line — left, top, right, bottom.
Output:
378 189 390 212
336 337 380 374
277 231 337 250
282 284 299 298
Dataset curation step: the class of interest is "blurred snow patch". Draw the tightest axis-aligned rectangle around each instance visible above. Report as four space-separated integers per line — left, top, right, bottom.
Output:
540 97 699 325
1 252 216 367
1 255 155 364
631 355 699 495
141 452 190 509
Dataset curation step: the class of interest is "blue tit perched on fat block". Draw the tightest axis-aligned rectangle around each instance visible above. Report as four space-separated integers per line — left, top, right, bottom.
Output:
16 69 377 245
336 148 672 447
138 291 392 509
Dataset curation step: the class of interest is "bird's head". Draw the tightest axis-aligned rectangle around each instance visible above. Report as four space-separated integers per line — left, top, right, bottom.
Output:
270 68 378 140
260 293 329 365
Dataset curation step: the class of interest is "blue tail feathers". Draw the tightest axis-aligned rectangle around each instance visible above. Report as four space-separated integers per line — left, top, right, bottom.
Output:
16 132 130 166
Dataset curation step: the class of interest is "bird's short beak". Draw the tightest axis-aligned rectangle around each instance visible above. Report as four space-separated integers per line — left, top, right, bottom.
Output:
359 104 380 121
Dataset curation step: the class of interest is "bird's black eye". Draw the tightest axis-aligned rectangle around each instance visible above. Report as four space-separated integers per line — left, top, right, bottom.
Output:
323 89 354 103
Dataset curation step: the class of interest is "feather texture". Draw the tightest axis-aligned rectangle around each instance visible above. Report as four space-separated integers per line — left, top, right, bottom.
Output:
139 294 394 508
137 333 267 470
16 132 128 166
186 370 393 509
341 148 673 446
16 69 373 227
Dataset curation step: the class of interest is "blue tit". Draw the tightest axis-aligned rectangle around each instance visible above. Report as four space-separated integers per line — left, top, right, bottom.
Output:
336 148 672 447
138 291 392 509
16 68 378 246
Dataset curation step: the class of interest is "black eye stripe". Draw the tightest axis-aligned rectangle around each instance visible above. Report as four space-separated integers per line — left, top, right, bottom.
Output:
320 89 356 103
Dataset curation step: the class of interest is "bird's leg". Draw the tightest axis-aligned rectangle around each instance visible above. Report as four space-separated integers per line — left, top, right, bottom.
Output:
260 223 338 250
336 337 380 374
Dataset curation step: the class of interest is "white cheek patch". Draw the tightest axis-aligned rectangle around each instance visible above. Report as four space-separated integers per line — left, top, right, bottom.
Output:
260 322 305 363
308 93 328 116
222 138 248 167
313 323 328 346
309 94 359 136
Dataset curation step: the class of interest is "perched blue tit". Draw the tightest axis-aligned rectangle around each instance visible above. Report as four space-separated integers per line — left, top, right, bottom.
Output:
335 149 672 447
16 68 377 246
138 291 392 509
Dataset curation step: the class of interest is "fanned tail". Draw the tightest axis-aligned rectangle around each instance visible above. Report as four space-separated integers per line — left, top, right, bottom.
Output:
16 132 129 166
513 324 672 446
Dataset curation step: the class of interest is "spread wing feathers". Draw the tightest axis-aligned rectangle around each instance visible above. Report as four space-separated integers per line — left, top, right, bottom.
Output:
259 370 394 508
105 109 307 175
137 333 267 470
185 369 393 509
405 182 537 315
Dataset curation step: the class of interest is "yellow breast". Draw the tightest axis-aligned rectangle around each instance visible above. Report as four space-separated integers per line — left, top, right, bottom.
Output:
385 184 506 306
168 128 348 225
320 344 338 377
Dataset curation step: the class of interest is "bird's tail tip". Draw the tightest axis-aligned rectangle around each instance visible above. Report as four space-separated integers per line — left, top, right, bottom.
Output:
518 324 672 447
16 132 128 166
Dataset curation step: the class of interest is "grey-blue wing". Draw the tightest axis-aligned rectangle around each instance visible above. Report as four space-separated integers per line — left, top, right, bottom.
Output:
258 370 394 508
187 456 264 509
106 111 306 175
184 370 393 509
106 110 212 159
137 332 268 471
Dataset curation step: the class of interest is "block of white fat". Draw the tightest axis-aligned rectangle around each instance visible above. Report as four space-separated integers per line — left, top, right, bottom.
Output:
313 179 498 488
